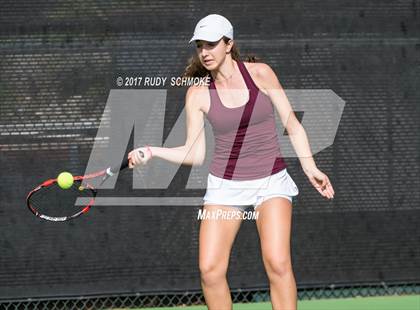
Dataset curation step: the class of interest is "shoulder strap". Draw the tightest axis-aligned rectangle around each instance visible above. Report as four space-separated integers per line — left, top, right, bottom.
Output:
236 60 258 91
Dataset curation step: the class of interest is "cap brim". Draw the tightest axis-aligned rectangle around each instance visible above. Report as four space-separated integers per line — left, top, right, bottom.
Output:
188 33 224 44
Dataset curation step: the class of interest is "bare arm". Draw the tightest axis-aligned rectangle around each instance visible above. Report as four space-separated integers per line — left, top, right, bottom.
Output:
128 86 206 167
256 63 335 199
256 63 316 173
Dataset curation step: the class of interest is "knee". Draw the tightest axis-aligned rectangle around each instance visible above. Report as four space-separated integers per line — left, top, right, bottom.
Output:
199 261 227 287
264 256 293 280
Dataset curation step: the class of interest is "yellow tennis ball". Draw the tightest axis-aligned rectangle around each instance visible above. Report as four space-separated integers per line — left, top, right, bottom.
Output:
57 172 74 189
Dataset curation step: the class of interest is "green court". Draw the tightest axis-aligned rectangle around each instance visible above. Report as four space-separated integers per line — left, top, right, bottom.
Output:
137 295 420 310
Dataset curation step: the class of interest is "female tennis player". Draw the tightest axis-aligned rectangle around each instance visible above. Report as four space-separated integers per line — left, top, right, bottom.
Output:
128 14 335 310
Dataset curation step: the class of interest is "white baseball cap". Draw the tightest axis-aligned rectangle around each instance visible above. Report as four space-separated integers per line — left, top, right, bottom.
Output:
189 14 234 44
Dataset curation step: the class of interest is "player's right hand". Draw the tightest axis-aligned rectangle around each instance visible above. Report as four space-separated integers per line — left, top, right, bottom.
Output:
128 146 152 168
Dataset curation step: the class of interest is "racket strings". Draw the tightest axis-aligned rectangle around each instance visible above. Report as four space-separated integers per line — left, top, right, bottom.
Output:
29 184 57 206
28 180 95 218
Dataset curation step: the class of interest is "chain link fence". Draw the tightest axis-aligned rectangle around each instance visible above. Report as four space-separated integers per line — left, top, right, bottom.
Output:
1 282 419 310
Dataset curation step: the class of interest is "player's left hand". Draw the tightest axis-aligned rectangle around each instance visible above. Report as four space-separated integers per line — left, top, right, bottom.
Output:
304 167 335 200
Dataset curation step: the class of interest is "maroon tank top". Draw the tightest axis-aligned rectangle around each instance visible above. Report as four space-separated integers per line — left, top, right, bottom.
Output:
206 60 287 180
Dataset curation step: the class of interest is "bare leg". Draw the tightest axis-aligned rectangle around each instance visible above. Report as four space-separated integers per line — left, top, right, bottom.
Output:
199 205 243 310
255 197 297 310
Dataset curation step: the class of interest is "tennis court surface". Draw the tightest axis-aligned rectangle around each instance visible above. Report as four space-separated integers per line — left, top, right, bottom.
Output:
137 295 420 310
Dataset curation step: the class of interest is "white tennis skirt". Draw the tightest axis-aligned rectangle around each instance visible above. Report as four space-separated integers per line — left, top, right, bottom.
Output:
203 168 299 210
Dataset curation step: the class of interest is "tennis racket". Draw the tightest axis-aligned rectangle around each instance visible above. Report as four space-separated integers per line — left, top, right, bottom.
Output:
26 153 143 222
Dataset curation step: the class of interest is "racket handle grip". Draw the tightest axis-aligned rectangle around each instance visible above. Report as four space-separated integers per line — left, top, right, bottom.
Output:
109 151 144 174
116 157 129 173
